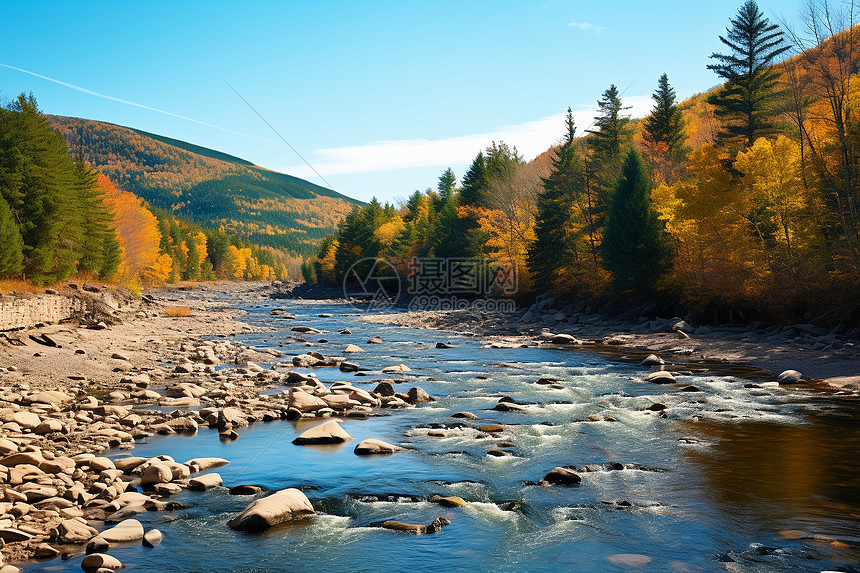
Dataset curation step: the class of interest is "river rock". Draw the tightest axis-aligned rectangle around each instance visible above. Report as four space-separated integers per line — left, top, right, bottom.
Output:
188 473 223 491
10 411 40 430
0 528 33 542
141 463 173 486
451 411 478 420
382 520 426 534
640 354 664 366
99 519 144 543
289 389 328 412
184 457 229 473
229 485 262 495
777 369 803 384
87 457 116 472
550 333 578 344
113 457 147 472
57 518 99 544
343 344 364 353
373 382 395 396
479 424 504 432
292 420 354 445
1 451 44 468
382 364 410 373
429 495 467 508
228 488 314 532
339 361 360 372
354 439 401 455
142 528 162 548
367 336 384 344
81 553 123 571
645 371 676 384
0 438 18 455
542 467 582 486
406 387 431 403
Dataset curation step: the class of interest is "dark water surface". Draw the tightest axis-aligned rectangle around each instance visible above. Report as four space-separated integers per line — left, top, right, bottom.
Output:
25 297 860 572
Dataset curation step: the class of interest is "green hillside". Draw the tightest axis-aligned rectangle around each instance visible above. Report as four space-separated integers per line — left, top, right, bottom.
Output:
48 115 362 257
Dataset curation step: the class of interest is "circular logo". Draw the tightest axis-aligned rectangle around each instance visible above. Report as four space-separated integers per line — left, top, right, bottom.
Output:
342 258 401 311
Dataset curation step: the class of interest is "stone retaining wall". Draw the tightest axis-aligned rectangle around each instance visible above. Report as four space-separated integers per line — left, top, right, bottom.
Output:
0 294 87 331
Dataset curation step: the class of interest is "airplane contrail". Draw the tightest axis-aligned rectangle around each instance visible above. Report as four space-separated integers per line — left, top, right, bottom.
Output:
0 62 262 140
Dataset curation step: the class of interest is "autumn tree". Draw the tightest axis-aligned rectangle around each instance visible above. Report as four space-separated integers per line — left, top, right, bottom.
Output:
707 0 790 149
601 150 671 294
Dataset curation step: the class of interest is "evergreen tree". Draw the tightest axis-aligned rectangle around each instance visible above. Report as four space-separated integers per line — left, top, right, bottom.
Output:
601 150 671 294
72 157 121 278
0 195 24 277
587 84 631 161
643 74 685 159
528 109 581 290
460 152 488 208
2 94 81 284
437 168 457 202
707 0 790 149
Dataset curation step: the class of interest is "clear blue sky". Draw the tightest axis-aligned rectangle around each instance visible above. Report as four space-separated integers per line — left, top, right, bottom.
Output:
0 0 800 203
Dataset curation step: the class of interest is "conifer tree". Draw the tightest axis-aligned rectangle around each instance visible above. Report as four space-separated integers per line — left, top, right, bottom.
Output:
528 109 581 290
437 168 457 202
601 150 671 293
707 0 790 149
587 84 631 161
643 74 685 159
0 195 24 277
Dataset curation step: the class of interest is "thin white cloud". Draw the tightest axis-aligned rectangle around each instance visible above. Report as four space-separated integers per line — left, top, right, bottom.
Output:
568 22 607 33
281 95 653 179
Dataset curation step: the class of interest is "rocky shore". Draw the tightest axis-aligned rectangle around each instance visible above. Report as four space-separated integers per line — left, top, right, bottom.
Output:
0 282 444 571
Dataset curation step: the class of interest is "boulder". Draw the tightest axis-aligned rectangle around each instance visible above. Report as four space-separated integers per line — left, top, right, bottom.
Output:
542 467 582 486
140 463 173 486
640 354 664 366
644 371 676 384
406 387 431 404
343 344 364 353
289 389 328 412
382 363 410 373
292 420 353 445
354 439 401 455
228 488 314 532
188 473 223 491
1 451 44 468
429 495 467 508
33 418 64 436
550 334 578 345
10 411 40 430
777 369 804 384
142 528 162 548
381 521 426 534
57 518 98 544
99 518 144 543
229 485 262 496
81 553 123 571
184 457 229 473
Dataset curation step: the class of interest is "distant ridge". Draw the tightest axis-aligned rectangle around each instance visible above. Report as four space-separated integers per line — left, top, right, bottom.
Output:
49 115 362 257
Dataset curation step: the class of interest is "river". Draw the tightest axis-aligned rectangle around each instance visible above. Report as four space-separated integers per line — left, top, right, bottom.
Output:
23 296 860 572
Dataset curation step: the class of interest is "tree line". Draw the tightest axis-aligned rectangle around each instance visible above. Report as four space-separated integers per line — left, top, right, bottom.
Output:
0 94 288 291
308 0 860 323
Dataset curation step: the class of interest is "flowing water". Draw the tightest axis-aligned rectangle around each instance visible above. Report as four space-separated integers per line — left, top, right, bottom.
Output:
25 298 860 572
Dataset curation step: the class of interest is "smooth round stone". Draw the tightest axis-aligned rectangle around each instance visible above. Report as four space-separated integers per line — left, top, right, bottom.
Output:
142 528 162 548
80 552 123 571
99 518 144 543
354 439 401 455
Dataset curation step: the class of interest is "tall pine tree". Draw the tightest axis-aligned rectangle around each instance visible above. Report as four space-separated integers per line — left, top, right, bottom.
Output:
643 74 685 160
587 84 631 161
601 150 671 294
707 0 790 149
528 109 581 291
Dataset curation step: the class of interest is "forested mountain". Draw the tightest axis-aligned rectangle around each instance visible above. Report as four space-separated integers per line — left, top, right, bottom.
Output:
310 1 860 324
47 115 361 256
